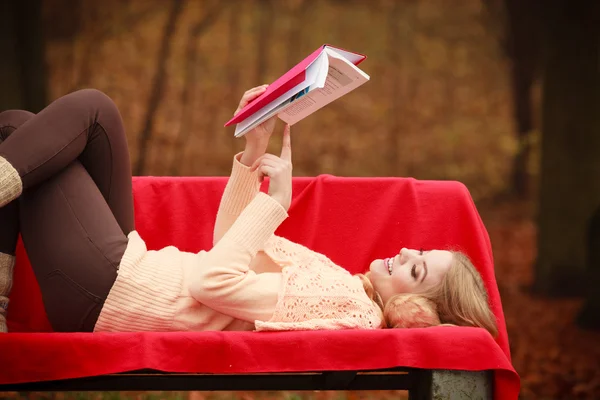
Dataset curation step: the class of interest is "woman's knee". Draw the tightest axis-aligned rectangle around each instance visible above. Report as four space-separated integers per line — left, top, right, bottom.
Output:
74 89 119 114
67 89 124 133
63 88 117 114
0 110 35 140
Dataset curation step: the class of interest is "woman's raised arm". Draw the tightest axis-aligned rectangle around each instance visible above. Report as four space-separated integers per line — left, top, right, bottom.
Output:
191 131 293 323
213 85 277 245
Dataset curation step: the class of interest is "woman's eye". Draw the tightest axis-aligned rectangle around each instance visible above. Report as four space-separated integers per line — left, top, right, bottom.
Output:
411 264 417 279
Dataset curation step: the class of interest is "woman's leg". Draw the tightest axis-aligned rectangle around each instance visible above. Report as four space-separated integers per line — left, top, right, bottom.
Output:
19 161 128 331
0 89 134 331
0 110 35 332
0 89 134 234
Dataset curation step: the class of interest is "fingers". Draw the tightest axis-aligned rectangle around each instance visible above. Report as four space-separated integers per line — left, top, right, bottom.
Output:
256 163 280 183
250 154 281 171
255 116 277 132
249 125 292 175
280 125 292 162
257 165 276 181
234 85 269 116
235 88 265 115
249 126 292 172
250 156 263 172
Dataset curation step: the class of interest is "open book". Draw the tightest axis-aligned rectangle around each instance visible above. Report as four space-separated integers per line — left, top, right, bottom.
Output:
224 44 370 137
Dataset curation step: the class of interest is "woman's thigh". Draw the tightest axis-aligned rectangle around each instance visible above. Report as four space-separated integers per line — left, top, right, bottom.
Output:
0 89 135 235
19 161 128 332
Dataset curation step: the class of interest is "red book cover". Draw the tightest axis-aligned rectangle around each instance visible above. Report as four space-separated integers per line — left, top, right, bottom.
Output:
224 44 366 127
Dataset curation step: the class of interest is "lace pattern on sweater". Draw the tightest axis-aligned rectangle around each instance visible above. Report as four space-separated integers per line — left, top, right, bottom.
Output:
255 236 383 331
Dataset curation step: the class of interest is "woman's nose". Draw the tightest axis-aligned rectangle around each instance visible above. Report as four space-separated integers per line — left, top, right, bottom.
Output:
399 248 409 263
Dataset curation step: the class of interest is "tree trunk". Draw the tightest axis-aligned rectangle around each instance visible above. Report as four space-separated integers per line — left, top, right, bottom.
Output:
254 0 274 84
504 0 541 198
225 0 242 150
135 0 185 176
386 1 401 174
386 0 415 175
534 0 600 297
578 204 600 328
226 0 241 109
72 4 160 91
285 0 310 69
0 0 48 112
169 2 225 175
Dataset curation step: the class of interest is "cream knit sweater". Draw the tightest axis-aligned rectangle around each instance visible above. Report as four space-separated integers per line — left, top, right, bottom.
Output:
94 154 382 332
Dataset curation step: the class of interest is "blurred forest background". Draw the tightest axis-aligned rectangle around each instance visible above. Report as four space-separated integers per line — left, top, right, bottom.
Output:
1 0 599 399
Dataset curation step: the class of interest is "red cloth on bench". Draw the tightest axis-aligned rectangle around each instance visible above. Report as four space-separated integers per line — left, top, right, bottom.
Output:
2 176 520 399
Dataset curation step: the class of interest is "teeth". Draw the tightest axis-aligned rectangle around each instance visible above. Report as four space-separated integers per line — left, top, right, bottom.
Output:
387 258 393 275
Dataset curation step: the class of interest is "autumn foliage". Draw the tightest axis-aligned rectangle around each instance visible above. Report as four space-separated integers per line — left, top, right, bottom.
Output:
3 0 595 399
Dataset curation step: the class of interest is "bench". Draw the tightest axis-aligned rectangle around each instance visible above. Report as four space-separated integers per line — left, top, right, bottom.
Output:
0 175 520 399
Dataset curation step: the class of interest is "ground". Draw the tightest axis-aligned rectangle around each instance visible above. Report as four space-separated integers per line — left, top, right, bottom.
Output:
482 200 600 399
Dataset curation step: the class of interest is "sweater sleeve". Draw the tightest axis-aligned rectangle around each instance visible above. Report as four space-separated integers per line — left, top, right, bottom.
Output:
213 152 261 246
190 192 288 323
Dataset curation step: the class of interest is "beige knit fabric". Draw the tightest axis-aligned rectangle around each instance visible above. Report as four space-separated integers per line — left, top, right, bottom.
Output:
95 154 381 332
255 236 383 331
0 156 22 207
0 253 15 333
94 193 287 332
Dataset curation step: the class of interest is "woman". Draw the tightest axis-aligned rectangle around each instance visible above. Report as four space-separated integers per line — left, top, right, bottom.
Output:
0 87 497 336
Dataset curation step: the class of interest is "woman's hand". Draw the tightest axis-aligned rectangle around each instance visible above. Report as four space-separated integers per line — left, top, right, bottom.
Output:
250 125 293 211
234 85 277 166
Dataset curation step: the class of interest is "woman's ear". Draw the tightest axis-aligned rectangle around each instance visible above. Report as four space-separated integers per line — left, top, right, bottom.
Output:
384 294 440 329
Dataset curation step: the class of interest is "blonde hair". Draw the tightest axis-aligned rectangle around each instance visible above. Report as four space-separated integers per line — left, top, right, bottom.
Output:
359 251 498 337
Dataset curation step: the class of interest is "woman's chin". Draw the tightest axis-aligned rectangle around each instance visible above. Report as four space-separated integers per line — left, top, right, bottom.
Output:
369 259 386 275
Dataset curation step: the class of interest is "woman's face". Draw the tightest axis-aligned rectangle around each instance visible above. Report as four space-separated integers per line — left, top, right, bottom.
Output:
369 248 453 303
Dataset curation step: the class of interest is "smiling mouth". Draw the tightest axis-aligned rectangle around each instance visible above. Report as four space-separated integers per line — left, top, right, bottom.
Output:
384 258 393 275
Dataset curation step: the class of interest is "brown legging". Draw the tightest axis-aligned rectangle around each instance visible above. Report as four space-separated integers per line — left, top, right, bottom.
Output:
0 89 134 332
